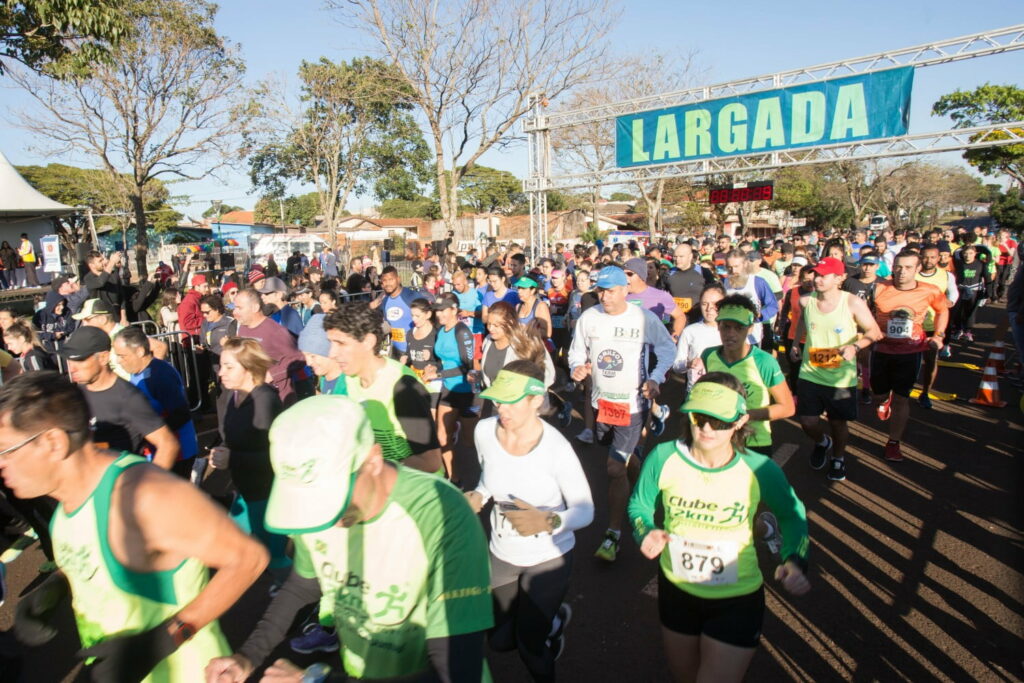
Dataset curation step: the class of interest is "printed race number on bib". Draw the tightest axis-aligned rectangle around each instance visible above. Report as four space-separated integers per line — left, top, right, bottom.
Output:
673 297 693 313
390 328 406 343
596 399 631 427
808 347 842 369
886 317 912 339
668 536 738 585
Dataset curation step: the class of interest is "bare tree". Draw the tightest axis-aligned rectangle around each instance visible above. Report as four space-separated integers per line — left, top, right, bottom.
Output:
870 161 983 228
9 0 246 276
337 0 618 235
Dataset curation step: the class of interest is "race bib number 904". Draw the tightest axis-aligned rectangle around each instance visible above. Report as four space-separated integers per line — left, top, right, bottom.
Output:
668 536 738 585
886 317 912 339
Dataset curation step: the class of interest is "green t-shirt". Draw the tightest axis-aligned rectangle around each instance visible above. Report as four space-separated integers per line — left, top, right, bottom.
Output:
702 346 785 447
292 466 493 679
628 440 809 599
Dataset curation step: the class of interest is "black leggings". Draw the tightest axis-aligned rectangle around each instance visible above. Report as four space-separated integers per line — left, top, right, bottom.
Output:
489 551 573 683
0 483 56 561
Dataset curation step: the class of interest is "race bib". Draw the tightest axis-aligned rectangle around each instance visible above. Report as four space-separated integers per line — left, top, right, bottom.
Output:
551 315 566 329
886 317 912 339
390 328 406 343
668 535 739 585
673 297 693 313
808 347 842 369
596 398 631 427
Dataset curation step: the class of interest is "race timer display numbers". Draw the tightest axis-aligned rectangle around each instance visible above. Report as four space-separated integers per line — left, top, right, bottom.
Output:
708 182 774 204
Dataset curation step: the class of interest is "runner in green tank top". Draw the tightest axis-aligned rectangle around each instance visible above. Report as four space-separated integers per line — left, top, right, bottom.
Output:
791 257 882 482
321 303 442 474
205 396 493 683
0 372 268 682
700 295 794 457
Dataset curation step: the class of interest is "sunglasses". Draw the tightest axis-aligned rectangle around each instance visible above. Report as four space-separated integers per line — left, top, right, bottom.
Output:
688 412 735 431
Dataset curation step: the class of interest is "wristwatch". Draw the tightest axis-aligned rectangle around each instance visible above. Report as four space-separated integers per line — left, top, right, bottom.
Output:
167 616 196 648
303 663 332 683
547 512 562 533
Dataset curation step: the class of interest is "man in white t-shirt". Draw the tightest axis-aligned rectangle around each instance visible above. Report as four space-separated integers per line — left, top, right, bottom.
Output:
567 266 675 562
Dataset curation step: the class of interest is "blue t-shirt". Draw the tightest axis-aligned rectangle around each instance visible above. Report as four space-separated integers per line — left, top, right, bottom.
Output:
435 324 474 392
383 288 420 353
271 305 304 337
481 287 519 310
455 287 485 334
130 358 198 461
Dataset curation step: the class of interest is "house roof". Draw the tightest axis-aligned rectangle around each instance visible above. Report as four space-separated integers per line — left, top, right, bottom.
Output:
217 210 260 225
0 151 76 218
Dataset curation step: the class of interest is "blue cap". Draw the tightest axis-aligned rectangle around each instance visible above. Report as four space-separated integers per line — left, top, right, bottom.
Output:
858 255 880 265
593 266 628 289
298 314 331 357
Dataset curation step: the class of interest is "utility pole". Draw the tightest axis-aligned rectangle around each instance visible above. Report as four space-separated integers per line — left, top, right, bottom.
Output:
278 198 285 226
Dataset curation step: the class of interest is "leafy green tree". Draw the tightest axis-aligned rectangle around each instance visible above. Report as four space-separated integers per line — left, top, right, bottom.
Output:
458 166 524 214
202 204 242 218
933 84 1024 187
246 56 432 246
0 0 132 76
771 166 854 229
609 192 634 202
379 196 441 219
253 193 321 227
991 188 1024 231
578 224 607 245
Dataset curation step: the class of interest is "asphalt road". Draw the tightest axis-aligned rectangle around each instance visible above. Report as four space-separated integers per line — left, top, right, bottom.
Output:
1 303 1022 683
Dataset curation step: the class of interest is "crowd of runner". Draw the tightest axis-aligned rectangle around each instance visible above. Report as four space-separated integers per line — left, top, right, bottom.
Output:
0 222 1019 682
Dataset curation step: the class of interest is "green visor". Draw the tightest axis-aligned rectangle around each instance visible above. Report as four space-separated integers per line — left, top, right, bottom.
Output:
513 277 539 289
480 370 546 404
716 304 755 327
680 382 747 422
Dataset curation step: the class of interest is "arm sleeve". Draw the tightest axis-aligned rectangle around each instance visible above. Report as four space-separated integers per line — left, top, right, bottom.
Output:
393 374 441 454
426 631 487 683
552 435 594 532
750 456 809 571
455 323 474 370
237 569 323 667
628 444 671 544
566 311 589 373
251 387 283 431
945 272 959 305
644 310 676 384
673 330 691 372
755 278 779 321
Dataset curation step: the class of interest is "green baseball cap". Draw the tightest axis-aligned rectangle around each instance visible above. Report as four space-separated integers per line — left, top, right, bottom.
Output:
265 395 376 534
513 276 539 289
480 369 546 404
680 381 747 421
716 303 755 327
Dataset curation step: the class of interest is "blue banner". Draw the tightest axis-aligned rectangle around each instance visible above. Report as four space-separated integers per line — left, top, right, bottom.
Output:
615 67 914 168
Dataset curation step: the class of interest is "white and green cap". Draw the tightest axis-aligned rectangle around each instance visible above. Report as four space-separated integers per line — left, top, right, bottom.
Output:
479 369 546 404
265 395 376 534
680 381 747 422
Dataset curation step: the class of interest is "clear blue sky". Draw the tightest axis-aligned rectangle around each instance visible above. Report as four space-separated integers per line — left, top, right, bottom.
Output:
1 0 1020 217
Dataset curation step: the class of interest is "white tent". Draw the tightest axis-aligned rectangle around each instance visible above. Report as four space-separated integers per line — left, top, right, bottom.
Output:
0 151 76 282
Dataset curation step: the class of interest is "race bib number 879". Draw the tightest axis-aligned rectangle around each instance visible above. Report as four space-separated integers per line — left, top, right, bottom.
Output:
668 536 739 585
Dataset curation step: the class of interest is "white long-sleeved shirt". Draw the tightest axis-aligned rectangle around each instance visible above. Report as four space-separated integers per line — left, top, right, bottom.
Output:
474 417 594 567
567 303 676 411
672 321 722 386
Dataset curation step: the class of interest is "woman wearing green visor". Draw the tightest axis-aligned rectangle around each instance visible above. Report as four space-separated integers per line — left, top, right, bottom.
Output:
628 373 810 683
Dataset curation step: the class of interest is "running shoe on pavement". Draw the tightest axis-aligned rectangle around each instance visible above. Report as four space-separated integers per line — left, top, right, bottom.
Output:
290 624 339 654
939 345 952 360
809 435 832 470
964 331 974 343
594 532 620 562
649 403 670 437
756 512 782 555
876 392 893 421
827 458 846 481
548 602 573 661
884 440 904 462
558 400 573 428
575 428 594 444
918 392 933 409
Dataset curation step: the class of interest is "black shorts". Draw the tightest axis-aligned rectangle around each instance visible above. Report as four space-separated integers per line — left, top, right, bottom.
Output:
596 407 648 463
658 572 765 648
439 387 474 411
796 379 858 421
870 351 922 397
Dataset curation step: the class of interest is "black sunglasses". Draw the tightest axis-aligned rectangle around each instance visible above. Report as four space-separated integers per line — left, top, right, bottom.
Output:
689 413 736 431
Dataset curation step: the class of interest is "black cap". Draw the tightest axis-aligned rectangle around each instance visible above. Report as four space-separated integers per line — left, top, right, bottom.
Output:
50 274 76 292
431 294 459 311
60 326 111 360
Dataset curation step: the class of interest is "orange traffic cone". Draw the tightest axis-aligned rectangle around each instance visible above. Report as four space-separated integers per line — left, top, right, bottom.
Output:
987 341 1006 374
969 360 1007 408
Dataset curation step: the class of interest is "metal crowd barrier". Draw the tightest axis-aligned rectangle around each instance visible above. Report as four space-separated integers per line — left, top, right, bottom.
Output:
149 330 204 412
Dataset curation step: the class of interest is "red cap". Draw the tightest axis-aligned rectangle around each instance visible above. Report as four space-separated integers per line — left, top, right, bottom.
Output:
221 280 239 294
811 257 845 277
191 274 207 287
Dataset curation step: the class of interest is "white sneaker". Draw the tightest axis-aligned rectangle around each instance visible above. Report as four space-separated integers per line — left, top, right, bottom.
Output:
575 428 594 444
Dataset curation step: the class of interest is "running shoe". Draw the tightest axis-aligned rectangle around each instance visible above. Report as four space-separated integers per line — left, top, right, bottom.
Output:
562 381 578 394
3 518 30 537
918 392 933 409
649 403 670 437
558 400 574 428
827 457 847 481
575 428 594 444
809 435 832 470
594 532 620 562
963 331 974 343
290 624 340 654
884 440 904 462
548 603 573 661
756 512 782 555
876 392 893 421
939 346 952 360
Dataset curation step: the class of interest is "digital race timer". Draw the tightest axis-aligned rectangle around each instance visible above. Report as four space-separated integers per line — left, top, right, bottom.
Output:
708 181 774 204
